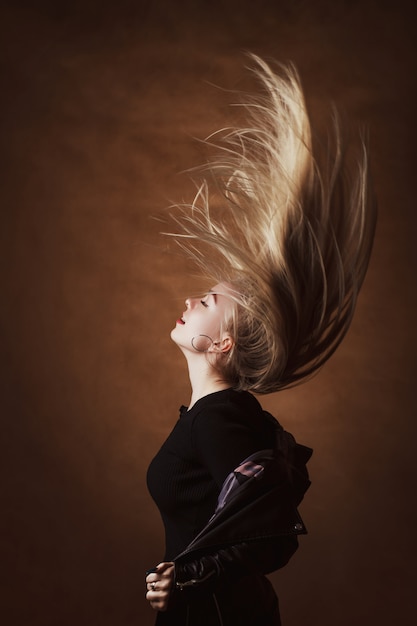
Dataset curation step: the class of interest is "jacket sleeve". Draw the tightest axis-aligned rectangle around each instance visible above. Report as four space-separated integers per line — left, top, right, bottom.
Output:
174 534 298 594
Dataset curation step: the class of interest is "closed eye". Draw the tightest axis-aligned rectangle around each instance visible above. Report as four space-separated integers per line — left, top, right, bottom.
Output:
200 299 209 307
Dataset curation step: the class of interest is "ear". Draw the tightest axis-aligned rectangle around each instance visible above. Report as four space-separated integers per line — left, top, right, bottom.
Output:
210 335 234 354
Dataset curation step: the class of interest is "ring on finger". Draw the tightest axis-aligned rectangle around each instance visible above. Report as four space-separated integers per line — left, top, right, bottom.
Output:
150 582 156 591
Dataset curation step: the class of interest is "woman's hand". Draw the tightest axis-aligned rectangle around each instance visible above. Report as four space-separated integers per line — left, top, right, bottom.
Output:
145 561 175 612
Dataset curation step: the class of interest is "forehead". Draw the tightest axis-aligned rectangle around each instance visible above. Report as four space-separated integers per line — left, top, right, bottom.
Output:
208 282 234 297
207 282 238 312
209 281 236 295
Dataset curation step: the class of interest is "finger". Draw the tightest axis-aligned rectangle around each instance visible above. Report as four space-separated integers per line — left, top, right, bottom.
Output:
149 579 171 592
146 590 170 607
146 574 170 590
157 566 175 583
147 584 172 597
146 585 170 596
146 564 173 584
147 594 169 612
149 599 168 612
145 573 159 584
155 561 174 573
146 578 171 593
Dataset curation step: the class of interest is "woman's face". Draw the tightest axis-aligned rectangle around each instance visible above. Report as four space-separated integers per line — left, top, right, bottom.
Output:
171 282 236 354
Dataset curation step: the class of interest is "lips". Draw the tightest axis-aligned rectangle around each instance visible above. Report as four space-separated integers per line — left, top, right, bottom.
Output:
177 317 185 325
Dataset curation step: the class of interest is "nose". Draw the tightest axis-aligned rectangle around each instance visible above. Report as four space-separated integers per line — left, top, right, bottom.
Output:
185 297 197 309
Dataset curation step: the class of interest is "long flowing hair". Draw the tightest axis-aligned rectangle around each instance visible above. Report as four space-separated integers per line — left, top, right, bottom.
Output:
164 55 377 393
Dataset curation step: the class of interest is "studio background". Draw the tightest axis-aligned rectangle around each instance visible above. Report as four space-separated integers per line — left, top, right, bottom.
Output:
1 1 415 625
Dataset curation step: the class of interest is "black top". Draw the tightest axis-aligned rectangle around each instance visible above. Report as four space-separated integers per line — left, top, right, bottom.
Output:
147 388 277 560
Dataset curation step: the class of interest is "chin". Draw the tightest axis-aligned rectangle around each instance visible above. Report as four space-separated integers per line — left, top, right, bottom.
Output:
170 327 182 345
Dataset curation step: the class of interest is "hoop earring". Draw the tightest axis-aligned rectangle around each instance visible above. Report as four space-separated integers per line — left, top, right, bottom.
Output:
191 335 214 352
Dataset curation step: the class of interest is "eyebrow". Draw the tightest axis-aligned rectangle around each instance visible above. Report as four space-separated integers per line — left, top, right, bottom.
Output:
208 290 217 304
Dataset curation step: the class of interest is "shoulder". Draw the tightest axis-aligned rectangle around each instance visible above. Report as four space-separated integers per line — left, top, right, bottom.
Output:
190 389 276 450
186 390 276 485
190 389 264 426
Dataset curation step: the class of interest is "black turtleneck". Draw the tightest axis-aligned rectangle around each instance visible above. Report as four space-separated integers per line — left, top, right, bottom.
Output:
146 388 277 560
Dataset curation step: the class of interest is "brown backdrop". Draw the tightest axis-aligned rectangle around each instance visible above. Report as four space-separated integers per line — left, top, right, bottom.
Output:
1 1 416 624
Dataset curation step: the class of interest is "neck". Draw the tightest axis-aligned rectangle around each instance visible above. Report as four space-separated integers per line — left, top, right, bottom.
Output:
184 353 231 410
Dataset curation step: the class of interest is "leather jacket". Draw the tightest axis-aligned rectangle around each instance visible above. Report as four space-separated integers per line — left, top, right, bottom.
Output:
172 417 312 597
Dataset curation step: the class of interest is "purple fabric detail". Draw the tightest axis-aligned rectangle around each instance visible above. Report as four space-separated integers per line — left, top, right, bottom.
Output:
212 460 265 516
235 461 264 479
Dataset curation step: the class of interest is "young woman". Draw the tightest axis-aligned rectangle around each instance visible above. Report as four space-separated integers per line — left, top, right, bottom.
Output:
145 56 376 625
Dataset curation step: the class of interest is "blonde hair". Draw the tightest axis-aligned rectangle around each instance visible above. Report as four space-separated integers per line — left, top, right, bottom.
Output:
164 55 377 393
